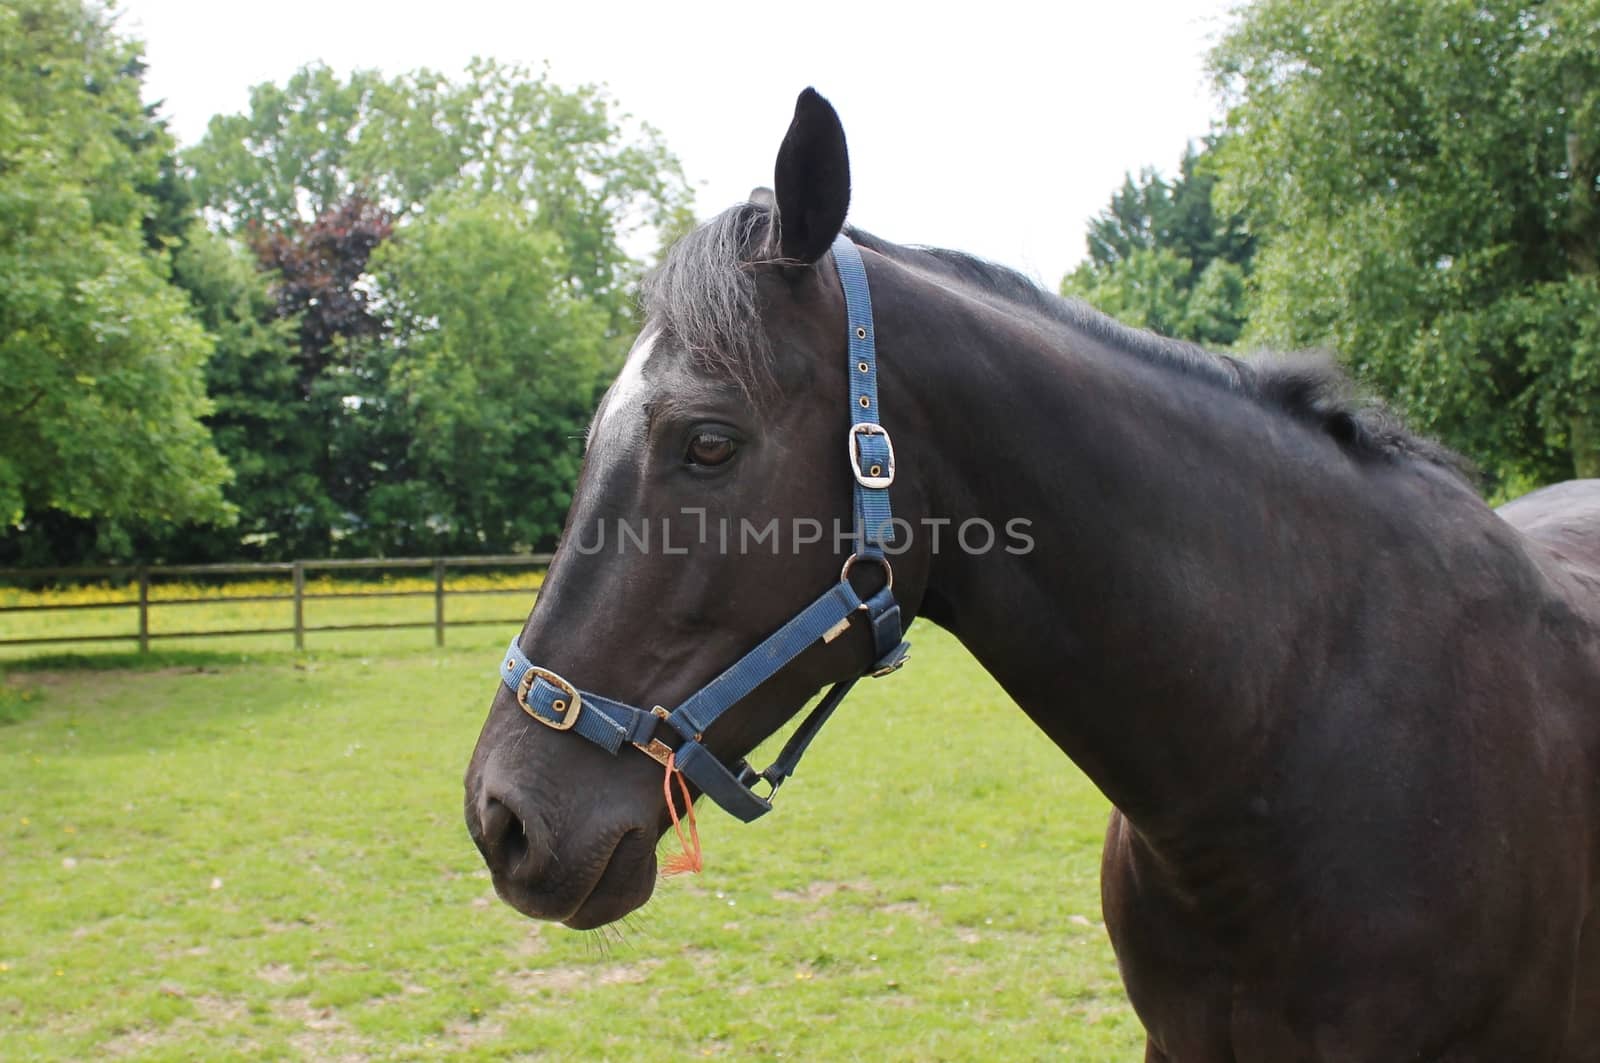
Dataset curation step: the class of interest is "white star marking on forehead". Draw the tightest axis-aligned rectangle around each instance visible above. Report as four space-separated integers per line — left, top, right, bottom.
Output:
585 326 660 455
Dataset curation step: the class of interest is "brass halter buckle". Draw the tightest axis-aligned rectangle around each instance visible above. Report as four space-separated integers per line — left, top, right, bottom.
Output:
516 666 583 731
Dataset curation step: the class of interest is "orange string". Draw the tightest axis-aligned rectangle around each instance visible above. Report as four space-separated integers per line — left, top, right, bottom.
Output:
660 751 702 876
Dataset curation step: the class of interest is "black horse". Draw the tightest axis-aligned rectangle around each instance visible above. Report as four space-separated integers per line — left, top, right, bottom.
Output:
466 90 1600 1060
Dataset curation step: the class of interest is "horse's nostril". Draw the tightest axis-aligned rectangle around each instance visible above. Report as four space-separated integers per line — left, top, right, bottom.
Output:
477 796 530 875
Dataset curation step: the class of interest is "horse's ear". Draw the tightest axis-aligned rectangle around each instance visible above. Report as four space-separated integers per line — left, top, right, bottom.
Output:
772 88 850 265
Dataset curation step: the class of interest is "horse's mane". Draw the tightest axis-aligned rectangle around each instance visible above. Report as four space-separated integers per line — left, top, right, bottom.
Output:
642 202 1473 481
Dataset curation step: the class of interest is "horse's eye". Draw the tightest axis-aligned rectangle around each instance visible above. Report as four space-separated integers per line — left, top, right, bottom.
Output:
686 431 736 468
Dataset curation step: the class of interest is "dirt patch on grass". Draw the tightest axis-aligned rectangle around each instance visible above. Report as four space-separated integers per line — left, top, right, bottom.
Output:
771 879 871 902
1069 995 1130 1025
257 963 302 985
279 998 369 1061
509 958 662 995
514 925 549 957
445 1016 506 1048
679 946 719 974
877 900 940 923
100 994 251 1058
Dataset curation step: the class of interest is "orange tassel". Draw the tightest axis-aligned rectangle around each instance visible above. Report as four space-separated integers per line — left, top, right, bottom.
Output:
660 751 702 876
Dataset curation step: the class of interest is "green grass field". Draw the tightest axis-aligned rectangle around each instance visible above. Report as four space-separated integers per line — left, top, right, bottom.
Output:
0 603 1141 1060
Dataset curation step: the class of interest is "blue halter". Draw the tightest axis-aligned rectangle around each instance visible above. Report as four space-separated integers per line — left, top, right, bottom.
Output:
499 233 909 822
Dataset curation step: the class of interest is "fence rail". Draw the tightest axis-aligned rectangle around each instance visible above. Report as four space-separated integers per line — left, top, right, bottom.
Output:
0 555 551 652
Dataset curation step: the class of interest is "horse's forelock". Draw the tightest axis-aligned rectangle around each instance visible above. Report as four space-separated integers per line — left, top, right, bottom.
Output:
641 202 780 396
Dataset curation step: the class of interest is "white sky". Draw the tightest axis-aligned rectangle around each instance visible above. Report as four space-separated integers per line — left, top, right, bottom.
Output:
119 0 1239 287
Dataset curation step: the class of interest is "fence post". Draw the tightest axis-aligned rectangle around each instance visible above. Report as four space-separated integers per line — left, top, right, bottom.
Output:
292 562 305 651
137 567 149 653
433 558 446 647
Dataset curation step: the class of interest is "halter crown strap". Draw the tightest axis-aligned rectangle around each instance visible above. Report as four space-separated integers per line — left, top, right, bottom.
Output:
835 237 895 552
497 232 909 822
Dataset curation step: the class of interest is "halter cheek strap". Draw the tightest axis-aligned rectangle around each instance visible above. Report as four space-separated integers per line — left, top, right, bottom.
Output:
498 233 909 823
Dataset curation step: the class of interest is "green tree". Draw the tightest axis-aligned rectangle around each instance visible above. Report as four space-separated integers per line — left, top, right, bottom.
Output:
1062 141 1256 347
363 192 613 552
0 0 231 552
1211 0 1600 485
159 229 323 559
186 62 692 554
188 60 688 330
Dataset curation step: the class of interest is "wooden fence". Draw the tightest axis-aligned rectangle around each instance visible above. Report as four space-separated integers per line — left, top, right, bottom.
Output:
0 555 550 652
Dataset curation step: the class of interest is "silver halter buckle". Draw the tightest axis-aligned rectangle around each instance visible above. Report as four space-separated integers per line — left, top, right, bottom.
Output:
848 423 896 489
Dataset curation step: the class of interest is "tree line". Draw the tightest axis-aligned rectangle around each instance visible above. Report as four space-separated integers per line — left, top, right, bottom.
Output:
1 0 691 565
1067 0 1599 493
3 0 1596 567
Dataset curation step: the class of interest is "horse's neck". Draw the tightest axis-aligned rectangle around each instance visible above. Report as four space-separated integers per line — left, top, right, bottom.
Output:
879 265 1452 833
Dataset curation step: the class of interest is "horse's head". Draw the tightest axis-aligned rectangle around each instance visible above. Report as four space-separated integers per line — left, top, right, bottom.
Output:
464 89 930 928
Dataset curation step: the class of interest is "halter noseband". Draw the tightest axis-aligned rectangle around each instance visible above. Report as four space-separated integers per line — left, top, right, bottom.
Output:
498 234 909 822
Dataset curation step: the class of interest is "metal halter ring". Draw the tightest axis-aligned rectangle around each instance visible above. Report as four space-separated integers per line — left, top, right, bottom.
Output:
516 666 583 731
840 552 894 596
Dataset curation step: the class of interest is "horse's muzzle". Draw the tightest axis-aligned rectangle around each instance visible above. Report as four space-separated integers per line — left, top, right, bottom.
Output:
464 778 657 927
